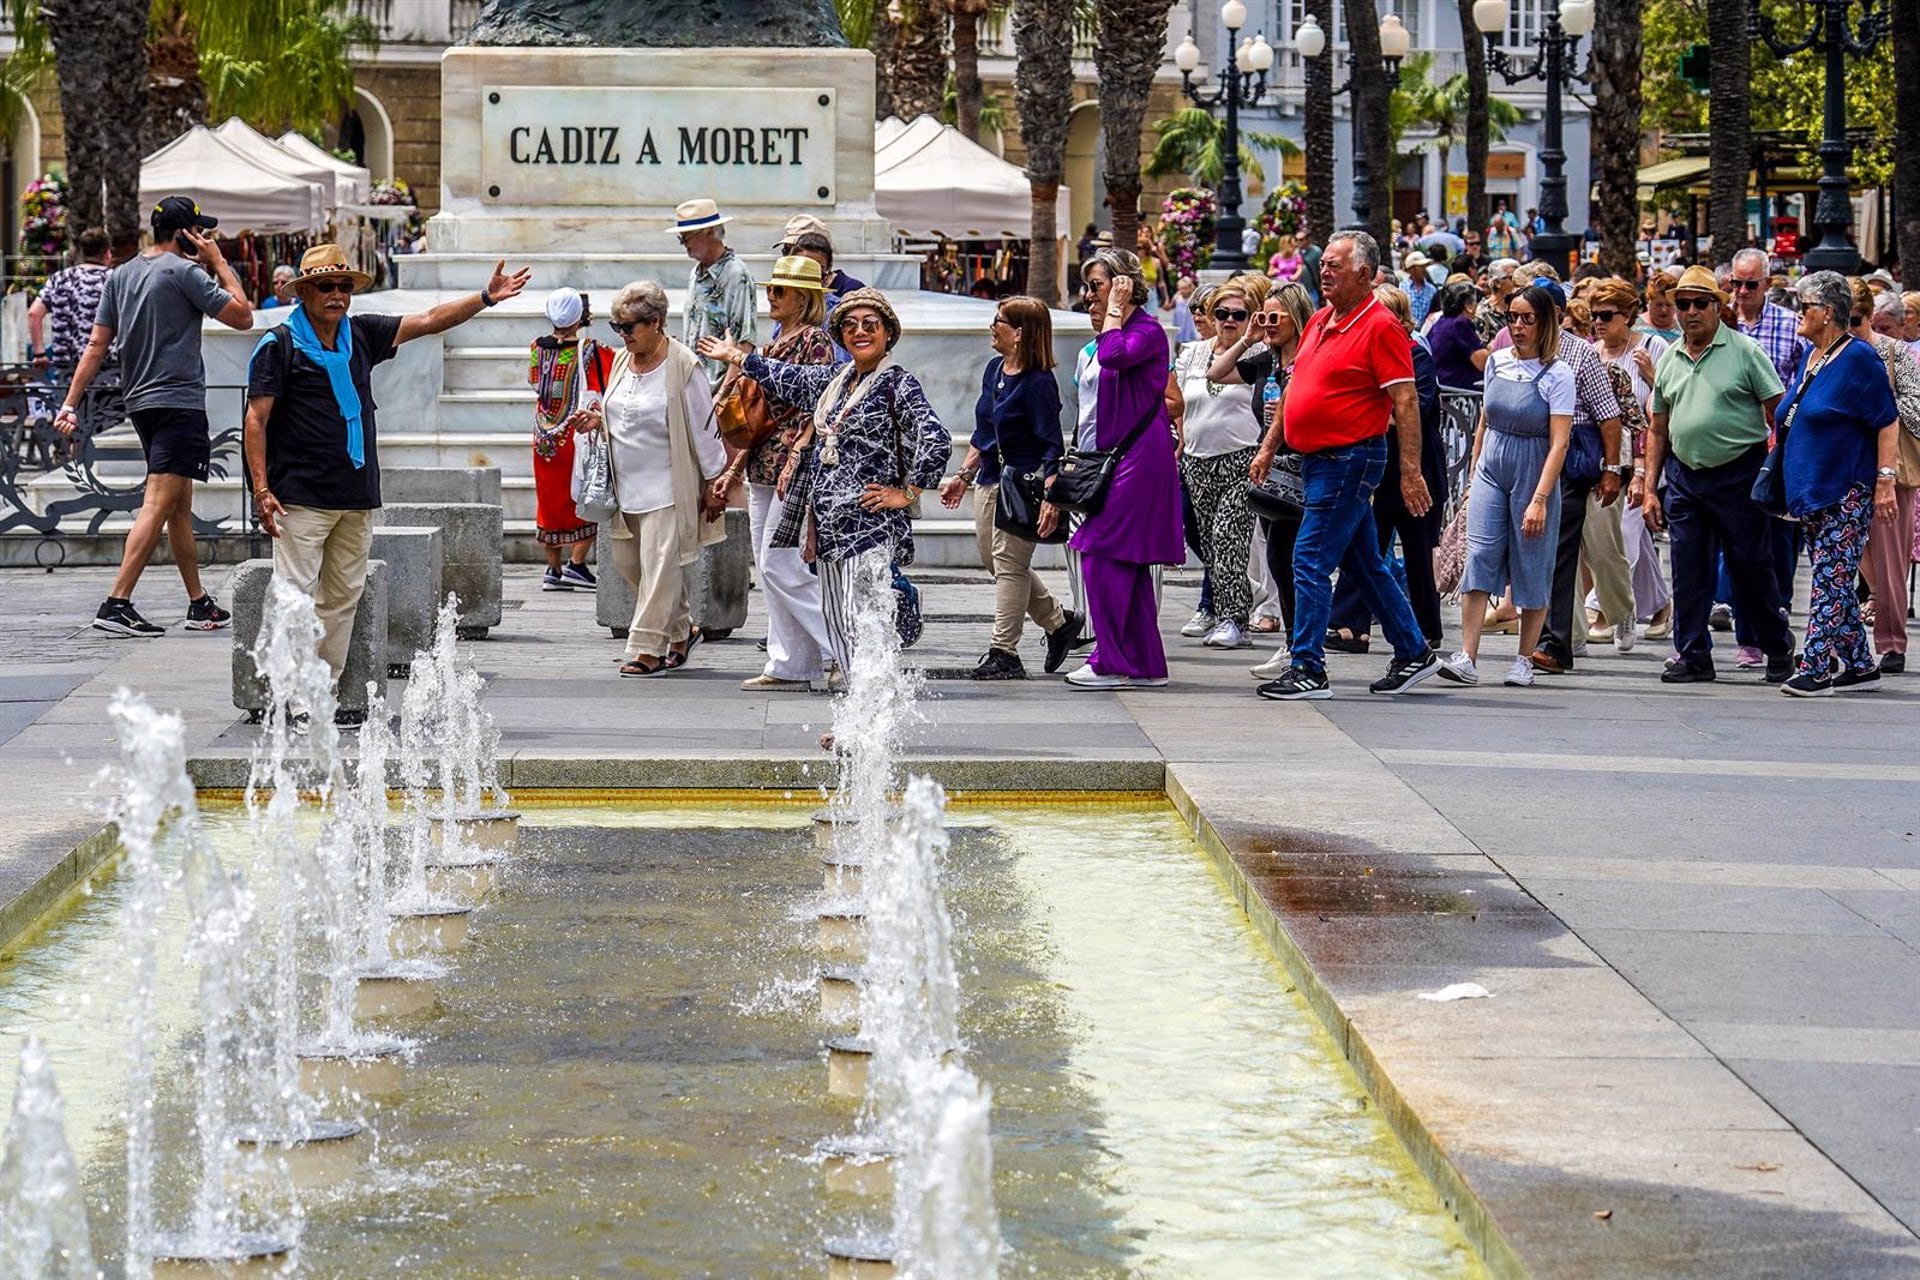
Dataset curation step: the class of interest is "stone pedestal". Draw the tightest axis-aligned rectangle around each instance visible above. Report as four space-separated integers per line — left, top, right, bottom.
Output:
376 502 503 639
368 526 445 673
381 467 503 507
231 558 389 714
595 508 750 641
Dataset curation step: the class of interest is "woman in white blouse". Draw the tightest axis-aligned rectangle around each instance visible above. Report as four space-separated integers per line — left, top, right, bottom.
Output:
577 280 727 677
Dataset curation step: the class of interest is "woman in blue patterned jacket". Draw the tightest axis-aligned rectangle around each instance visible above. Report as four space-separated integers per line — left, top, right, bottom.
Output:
700 288 951 672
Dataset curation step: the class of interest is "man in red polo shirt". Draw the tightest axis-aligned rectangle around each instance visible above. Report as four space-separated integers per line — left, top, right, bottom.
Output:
1249 229 1443 700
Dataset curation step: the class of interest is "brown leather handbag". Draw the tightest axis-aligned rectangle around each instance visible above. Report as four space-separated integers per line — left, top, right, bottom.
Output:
716 369 776 451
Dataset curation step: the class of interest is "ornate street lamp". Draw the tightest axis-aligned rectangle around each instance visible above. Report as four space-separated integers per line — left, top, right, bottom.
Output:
1176 1 1274 273
1748 0 1891 274
1293 10 1413 233
1473 0 1594 275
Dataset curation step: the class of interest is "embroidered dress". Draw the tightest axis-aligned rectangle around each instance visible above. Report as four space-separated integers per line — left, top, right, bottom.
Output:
528 336 611 546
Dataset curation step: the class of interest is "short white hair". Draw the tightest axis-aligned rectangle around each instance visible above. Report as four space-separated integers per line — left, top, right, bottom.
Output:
271 264 295 281
1874 291 1906 323
1730 247 1769 276
611 279 669 326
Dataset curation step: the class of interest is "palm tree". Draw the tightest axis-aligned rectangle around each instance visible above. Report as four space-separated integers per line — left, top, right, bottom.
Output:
1454 0 1492 233
1893 0 1920 276
1095 0 1176 252
1588 0 1644 276
888 0 950 120
945 0 994 141
1146 108 1299 188
1395 58 1521 221
1706 0 1749 265
1302 0 1335 240
1015 0 1076 303
1344 0 1393 244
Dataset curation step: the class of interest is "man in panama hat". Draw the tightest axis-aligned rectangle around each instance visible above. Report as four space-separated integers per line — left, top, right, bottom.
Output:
243 244 531 725
674 198 757 390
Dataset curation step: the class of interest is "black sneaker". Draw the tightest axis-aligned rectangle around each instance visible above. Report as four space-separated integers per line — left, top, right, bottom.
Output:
1369 650 1441 695
1764 652 1795 685
970 648 1027 681
1781 671 1834 698
333 707 367 730
540 567 569 592
1044 611 1085 674
1835 665 1882 693
1660 659 1716 684
183 595 231 631
561 562 597 590
1881 652 1906 674
92 598 164 637
1256 667 1332 701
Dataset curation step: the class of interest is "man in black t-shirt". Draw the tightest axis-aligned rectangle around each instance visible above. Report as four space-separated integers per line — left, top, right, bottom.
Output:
243 243 530 725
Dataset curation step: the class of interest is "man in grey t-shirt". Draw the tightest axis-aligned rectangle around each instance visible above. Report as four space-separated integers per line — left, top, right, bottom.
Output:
56 195 254 637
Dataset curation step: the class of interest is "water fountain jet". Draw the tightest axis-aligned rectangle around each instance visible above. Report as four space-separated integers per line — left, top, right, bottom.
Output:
0 1037 96 1278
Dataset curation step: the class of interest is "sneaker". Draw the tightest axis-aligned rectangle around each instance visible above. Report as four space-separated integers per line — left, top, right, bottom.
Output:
1503 656 1536 687
1044 611 1085 674
1781 671 1834 697
1065 664 1130 690
971 648 1027 680
1133 676 1170 687
1257 667 1332 700
1180 609 1215 639
1203 620 1251 649
1249 651 1292 680
1709 602 1734 632
1734 645 1764 669
1660 659 1716 684
561 562 597 590
740 674 812 692
1437 651 1479 685
333 708 366 731
1614 621 1637 654
1881 652 1906 674
540 568 569 592
1764 652 1795 685
92 598 164 638
1369 650 1441 695
1835 665 1882 693
183 595 230 631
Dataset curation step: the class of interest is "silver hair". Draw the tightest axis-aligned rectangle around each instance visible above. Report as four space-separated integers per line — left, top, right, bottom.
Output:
611 279 670 327
1873 290 1906 324
1082 247 1150 306
1795 270 1853 325
1730 247 1770 276
1326 229 1381 278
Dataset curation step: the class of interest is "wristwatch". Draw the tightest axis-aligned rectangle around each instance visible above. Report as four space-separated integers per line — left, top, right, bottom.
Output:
1605 463 1632 476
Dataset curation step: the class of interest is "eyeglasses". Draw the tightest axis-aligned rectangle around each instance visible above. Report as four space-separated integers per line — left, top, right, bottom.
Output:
1590 310 1620 324
1257 311 1287 325
1079 279 1104 295
1673 298 1717 313
839 317 886 335
1507 313 1539 327
989 315 1011 328
610 320 641 335
305 278 353 294
1212 307 1249 322
1729 279 1763 292
767 285 791 300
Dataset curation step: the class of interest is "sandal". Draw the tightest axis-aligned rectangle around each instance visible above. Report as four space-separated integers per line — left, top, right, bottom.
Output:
1324 627 1371 654
1250 616 1283 633
664 628 704 670
619 656 669 678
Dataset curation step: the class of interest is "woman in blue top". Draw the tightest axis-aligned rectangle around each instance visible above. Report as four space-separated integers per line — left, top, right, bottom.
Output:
939 296 1084 680
1777 270 1900 697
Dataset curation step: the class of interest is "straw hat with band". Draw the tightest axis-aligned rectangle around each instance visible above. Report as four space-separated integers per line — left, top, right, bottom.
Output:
828 288 900 350
1671 264 1726 304
291 243 373 294
669 198 732 236
765 255 826 293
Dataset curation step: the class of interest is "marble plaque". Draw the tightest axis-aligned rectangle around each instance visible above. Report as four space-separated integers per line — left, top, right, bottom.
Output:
479 86 839 207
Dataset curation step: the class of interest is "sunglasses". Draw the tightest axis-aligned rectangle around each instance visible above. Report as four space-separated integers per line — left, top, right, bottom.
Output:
839 317 886 335
767 285 791 299
1674 298 1717 312
1730 279 1763 291
1256 311 1287 325
1507 312 1539 327
1590 310 1620 324
610 320 642 335
1212 307 1250 322
305 278 354 294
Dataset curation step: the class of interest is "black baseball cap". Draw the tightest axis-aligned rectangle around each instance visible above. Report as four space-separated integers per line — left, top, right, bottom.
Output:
151 195 218 232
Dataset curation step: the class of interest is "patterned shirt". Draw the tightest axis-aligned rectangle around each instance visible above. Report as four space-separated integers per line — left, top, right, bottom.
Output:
37 262 110 364
743 355 952 562
684 249 758 390
744 323 836 486
1404 277 1438 329
1553 331 1624 432
1735 300 1810 389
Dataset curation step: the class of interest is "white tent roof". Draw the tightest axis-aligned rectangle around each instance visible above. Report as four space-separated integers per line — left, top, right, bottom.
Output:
141 126 327 233
875 115 1068 242
276 129 372 206
212 118 343 205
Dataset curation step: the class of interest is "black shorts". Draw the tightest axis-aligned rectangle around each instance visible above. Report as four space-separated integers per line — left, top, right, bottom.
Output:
130 406 211 481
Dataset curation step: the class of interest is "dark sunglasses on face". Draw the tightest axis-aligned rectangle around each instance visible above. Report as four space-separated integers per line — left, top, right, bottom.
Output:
1590 310 1620 324
1212 307 1249 322
1730 279 1763 291
840 317 886 335
1674 298 1717 313
610 320 641 335
1507 312 1538 327
306 278 353 294
767 285 790 299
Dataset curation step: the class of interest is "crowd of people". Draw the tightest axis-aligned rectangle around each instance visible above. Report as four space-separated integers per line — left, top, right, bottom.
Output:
42 187 1920 720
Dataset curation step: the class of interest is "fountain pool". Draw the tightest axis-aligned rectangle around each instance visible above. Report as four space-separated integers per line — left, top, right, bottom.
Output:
0 794 1484 1278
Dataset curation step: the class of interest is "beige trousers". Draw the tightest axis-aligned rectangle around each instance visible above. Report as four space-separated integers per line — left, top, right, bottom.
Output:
974 496 1067 653
272 505 372 684
610 507 690 658
1862 483 1916 656
1580 490 1635 627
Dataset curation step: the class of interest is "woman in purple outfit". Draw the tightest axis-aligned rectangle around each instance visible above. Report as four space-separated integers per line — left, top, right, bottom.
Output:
1063 247 1186 689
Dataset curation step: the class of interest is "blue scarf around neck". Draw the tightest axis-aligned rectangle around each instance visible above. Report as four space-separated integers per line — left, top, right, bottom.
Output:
270 304 363 468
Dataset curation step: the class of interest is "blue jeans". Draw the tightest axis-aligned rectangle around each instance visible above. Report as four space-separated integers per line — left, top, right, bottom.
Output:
1290 437 1430 675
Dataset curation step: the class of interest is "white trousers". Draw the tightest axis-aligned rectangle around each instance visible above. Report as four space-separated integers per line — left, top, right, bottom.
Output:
747 482 834 680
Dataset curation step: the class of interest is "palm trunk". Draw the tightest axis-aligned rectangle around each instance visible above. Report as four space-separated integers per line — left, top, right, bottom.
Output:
1705 0 1749 265
1096 0 1175 255
1589 0 1643 276
1029 183 1062 303
951 2 985 142
144 3 208 157
1456 0 1491 233
1015 0 1076 305
1304 0 1336 240
872 2 901 119
44 0 151 246
893 0 949 121
1894 0 1920 277
1345 0 1393 245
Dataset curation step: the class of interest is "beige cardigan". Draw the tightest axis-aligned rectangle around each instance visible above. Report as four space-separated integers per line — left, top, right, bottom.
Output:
604 338 726 565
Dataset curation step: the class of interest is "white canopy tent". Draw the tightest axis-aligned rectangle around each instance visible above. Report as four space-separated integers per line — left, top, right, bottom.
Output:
275 129 373 207
874 114 1069 242
140 126 327 233
212 118 343 206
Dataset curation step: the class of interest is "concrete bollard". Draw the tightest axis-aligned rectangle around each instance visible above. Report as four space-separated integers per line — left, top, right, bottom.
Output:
595 507 751 641
368 525 443 675
231 557 389 715
380 466 502 507
376 502 503 639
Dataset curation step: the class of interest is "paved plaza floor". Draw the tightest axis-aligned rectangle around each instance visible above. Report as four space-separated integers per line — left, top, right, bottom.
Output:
3 562 1918 1277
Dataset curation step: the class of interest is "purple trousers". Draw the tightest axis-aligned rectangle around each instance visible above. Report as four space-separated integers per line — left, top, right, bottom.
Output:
1081 550 1167 679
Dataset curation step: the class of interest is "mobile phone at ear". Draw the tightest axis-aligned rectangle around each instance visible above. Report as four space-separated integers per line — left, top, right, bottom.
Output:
176 230 197 255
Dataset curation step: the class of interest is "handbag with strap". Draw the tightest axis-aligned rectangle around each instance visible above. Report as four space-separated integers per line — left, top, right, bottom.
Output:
1245 451 1304 521
1052 397 1160 516
994 461 1068 543
572 426 618 524
715 367 776 451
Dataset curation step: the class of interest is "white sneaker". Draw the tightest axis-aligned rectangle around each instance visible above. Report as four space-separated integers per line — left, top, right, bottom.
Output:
1437 651 1479 685
1614 620 1636 653
1249 651 1291 679
1065 665 1131 690
1180 609 1215 638
1202 620 1251 649
1503 656 1536 687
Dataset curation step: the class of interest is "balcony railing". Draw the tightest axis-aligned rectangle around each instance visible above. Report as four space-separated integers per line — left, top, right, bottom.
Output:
979 8 1100 60
347 0 486 44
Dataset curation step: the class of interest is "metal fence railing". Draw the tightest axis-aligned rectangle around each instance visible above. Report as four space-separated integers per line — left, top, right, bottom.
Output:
1437 385 1479 523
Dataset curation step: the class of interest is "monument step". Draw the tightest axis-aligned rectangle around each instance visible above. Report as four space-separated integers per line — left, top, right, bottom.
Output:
447 346 542 392
398 251 922 294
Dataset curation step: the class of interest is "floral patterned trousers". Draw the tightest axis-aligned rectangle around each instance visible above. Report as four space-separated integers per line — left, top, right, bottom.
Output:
1799 483 1875 679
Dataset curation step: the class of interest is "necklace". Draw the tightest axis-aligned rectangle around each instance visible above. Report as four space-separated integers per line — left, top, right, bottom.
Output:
1807 331 1848 375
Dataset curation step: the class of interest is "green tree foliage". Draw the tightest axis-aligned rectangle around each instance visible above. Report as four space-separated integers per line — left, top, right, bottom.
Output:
1391 54 1522 182
1146 106 1299 187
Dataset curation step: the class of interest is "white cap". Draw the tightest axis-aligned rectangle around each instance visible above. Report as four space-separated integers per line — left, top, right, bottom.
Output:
545 287 584 328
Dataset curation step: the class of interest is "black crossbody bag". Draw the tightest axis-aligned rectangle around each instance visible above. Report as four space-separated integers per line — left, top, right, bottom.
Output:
1051 399 1160 516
